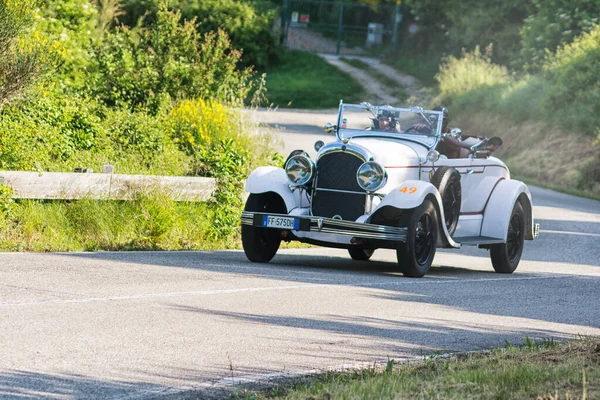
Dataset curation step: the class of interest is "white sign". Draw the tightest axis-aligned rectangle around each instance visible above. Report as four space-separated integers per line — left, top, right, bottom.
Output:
291 11 299 23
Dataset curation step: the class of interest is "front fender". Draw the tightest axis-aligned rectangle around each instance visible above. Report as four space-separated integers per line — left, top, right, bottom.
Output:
376 180 439 210
245 167 300 212
371 180 459 248
481 179 535 240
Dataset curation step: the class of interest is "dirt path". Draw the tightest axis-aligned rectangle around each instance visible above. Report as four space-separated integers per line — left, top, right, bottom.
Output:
319 54 434 107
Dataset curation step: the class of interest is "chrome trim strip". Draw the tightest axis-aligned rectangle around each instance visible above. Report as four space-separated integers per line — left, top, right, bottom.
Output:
314 188 366 195
318 142 372 162
241 211 407 242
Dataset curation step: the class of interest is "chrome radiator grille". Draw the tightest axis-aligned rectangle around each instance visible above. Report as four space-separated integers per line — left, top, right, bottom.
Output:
311 151 366 221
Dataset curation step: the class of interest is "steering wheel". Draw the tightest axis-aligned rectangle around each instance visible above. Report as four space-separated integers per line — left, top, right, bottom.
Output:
404 125 416 133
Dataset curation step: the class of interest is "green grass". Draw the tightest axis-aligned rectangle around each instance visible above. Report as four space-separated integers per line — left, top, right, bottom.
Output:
230 338 600 399
0 194 235 252
264 50 365 109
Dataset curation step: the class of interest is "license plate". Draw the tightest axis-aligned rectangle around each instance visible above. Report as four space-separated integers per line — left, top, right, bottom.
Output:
261 215 299 230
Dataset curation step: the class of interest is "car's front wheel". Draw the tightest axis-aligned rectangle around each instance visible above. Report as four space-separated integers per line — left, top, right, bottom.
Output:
490 201 525 273
241 193 286 263
396 200 438 277
348 248 375 261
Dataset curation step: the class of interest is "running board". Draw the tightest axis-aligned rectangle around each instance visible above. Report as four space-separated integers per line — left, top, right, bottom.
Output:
454 236 505 246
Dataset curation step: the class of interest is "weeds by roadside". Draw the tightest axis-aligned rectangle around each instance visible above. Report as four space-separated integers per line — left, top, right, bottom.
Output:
227 338 599 400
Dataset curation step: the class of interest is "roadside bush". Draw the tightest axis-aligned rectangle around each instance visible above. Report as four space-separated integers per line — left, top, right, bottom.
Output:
435 46 510 107
86 6 254 113
120 0 279 69
519 0 599 68
404 0 530 65
0 0 57 106
542 25 600 136
37 0 98 89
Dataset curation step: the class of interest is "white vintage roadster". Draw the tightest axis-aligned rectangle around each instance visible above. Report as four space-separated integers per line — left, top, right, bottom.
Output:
241 102 539 277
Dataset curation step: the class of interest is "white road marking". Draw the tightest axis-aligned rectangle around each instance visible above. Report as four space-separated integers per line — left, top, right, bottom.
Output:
541 229 600 238
0 275 568 308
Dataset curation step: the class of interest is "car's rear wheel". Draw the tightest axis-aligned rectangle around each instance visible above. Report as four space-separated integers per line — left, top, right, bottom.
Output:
396 200 438 277
430 167 461 237
348 248 375 261
241 193 286 263
490 201 525 273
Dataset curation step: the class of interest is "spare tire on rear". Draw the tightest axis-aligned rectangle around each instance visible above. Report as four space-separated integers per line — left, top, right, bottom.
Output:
430 167 461 237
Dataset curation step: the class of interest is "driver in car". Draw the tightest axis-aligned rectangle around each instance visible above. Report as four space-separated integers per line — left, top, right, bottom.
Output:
373 110 399 131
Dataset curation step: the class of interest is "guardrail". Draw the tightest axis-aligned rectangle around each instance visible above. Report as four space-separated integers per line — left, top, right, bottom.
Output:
0 171 217 201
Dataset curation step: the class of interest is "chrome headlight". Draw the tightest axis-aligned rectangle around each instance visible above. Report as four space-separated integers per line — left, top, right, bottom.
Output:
285 154 315 186
356 162 387 192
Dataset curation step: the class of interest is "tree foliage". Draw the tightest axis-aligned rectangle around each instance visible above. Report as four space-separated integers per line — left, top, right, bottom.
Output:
120 0 279 68
519 0 600 67
86 6 255 113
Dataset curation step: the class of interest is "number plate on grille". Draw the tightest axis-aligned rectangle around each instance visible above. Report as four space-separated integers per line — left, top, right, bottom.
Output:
261 215 299 230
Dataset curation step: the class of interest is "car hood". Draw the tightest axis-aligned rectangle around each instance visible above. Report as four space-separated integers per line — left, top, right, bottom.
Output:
349 137 426 167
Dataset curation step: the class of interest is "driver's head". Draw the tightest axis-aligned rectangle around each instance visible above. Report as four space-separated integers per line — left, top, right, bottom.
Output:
433 105 449 131
376 110 397 131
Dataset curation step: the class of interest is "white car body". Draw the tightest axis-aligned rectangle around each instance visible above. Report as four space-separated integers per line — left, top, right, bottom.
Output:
241 102 539 276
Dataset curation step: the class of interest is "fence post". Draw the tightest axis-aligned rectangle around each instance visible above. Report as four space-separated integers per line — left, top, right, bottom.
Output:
392 1 402 50
336 2 344 55
280 0 288 45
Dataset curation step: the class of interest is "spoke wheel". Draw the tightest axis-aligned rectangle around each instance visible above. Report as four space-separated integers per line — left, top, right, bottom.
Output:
396 200 438 278
242 193 286 263
490 202 525 273
430 167 461 237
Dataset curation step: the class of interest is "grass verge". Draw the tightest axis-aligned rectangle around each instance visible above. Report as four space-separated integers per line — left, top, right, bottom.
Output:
230 338 600 399
265 50 365 109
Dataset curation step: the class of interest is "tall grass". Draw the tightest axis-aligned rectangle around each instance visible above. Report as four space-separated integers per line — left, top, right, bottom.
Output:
434 28 600 197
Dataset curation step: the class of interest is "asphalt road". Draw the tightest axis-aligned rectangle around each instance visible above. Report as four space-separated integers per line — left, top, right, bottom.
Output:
1 110 599 399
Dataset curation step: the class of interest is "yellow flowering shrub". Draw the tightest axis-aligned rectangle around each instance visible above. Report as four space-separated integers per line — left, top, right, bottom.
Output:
170 99 240 153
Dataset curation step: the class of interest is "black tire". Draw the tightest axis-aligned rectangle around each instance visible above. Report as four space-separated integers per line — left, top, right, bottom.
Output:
348 248 375 261
396 200 438 277
490 201 525 273
241 193 286 263
430 167 461 237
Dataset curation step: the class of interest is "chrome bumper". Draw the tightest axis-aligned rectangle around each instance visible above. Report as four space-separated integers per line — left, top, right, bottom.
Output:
241 211 408 242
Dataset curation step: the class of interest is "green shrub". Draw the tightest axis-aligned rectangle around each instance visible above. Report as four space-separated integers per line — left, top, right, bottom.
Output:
404 0 530 65
435 46 510 106
542 25 600 136
0 0 57 106
121 0 279 69
519 0 599 67
86 5 254 113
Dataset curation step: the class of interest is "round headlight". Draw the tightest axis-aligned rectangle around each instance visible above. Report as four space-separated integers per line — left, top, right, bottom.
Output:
356 162 387 192
285 155 315 186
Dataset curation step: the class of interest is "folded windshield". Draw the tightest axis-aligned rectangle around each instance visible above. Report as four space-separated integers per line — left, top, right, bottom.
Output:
339 104 443 139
